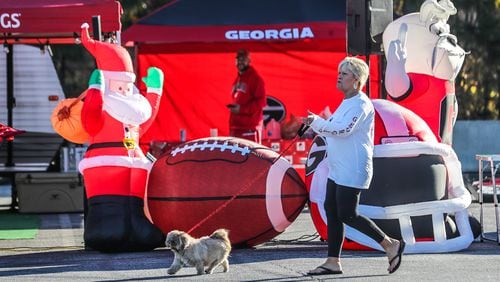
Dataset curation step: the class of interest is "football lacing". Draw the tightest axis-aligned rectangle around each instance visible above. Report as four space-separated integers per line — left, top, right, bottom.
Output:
171 141 251 157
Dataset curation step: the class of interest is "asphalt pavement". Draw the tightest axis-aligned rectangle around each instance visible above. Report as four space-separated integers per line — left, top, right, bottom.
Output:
1 203 500 281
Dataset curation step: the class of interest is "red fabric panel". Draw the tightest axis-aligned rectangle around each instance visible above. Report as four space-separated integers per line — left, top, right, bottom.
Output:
83 166 149 199
368 55 381 98
123 22 345 47
136 40 346 53
400 105 438 142
388 73 452 143
374 111 388 145
0 0 122 36
139 51 355 143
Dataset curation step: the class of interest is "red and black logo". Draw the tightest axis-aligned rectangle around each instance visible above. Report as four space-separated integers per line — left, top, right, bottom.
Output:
263 96 286 125
305 136 327 176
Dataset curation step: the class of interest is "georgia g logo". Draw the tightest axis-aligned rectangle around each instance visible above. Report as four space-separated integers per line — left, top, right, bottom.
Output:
305 136 327 176
263 96 286 125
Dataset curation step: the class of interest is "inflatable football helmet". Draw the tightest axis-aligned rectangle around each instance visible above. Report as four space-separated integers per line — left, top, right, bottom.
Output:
306 99 478 253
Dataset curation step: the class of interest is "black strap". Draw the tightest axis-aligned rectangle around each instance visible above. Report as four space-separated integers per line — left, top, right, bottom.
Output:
87 142 124 151
297 124 310 137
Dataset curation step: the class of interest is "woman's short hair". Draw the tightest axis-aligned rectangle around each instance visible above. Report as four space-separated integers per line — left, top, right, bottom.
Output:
338 57 369 87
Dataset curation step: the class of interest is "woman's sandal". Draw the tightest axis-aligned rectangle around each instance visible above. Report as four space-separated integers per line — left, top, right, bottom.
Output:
388 240 406 274
307 266 343 276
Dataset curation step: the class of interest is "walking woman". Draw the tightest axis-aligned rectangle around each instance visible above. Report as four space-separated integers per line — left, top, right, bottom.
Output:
303 57 405 275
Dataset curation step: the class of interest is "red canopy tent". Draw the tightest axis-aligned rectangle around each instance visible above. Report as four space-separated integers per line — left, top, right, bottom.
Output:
1 0 122 166
123 0 381 143
0 0 122 44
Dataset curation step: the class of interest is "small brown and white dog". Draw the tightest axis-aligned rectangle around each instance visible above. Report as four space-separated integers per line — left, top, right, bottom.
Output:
165 229 231 275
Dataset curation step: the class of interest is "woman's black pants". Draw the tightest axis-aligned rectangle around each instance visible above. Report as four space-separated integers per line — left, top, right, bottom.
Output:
324 179 386 257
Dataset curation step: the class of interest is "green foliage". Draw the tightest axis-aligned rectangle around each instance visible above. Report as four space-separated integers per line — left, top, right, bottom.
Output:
51 45 95 98
450 0 500 119
121 0 173 29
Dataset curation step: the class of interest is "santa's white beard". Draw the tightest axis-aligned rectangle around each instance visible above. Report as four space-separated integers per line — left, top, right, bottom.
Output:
102 90 152 126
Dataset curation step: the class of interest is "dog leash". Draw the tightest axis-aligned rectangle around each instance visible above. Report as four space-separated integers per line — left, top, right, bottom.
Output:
186 124 310 234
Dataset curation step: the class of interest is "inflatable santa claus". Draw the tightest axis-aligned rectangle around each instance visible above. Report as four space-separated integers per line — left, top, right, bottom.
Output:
78 23 165 252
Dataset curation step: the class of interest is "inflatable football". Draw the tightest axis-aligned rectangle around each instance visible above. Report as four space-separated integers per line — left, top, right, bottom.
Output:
148 137 308 247
306 99 479 253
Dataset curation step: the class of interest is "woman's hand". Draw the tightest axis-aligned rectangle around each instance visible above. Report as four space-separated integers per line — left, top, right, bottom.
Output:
302 110 316 126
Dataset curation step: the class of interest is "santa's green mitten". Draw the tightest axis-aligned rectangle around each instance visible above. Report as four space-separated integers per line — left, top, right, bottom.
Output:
141 67 164 94
88 69 105 91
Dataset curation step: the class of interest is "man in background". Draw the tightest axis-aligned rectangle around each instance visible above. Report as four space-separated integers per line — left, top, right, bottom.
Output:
227 49 266 143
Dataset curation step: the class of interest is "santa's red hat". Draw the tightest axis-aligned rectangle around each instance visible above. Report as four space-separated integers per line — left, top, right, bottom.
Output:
80 23 136 82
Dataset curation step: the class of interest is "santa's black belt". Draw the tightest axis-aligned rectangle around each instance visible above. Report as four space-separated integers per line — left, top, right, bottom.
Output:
87 142 125 151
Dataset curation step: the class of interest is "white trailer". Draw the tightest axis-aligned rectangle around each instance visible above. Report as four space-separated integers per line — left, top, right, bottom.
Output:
0 44 64 133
